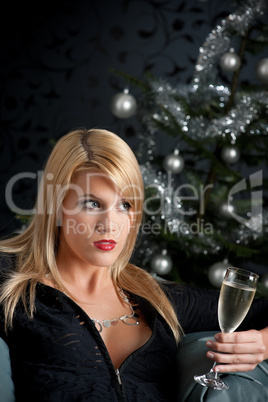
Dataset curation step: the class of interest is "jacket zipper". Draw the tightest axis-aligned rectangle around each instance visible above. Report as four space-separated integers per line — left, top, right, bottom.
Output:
115 368 122 385
56 289 156 401
115 368 128 401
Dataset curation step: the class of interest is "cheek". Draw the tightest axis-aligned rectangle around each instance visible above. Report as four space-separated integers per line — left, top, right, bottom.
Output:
61 214 97 238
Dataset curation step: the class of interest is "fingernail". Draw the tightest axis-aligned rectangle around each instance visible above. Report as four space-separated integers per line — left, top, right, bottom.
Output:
207 352 214 358
207 341 213 347
214 366 221 372
214 334 219 340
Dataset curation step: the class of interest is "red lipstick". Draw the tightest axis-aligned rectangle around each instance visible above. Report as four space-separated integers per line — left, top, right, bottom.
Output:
94 239 117 251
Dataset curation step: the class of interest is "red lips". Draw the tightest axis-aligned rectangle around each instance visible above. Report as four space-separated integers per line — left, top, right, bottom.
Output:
94 239 117 251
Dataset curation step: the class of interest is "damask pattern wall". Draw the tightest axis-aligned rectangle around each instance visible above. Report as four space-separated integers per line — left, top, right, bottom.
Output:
0 0 265 235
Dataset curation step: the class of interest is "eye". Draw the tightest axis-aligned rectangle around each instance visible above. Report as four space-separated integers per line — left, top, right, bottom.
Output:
82 200 100 210
118 201 131 212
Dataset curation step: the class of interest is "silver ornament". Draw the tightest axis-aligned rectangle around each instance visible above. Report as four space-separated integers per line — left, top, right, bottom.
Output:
219 202 235 219
260 273 268 290
110 89 137 119
208 259 229 288
220 48 241 72
221 145 240 164
163 149 184 174
150 249 172 275
255 58 268 84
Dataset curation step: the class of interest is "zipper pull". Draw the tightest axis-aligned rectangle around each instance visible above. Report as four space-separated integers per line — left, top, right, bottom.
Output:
115 368 122 385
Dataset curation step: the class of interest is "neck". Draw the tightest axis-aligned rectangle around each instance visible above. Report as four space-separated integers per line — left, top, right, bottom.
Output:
56 262 116 304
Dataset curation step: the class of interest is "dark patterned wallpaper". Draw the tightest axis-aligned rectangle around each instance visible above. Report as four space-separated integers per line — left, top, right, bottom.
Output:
0 0 266 235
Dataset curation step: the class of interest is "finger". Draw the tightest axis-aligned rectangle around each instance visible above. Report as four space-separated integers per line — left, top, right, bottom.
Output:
213 363 259 373
214 330 261 344
206 351 264 365
206 340 265 355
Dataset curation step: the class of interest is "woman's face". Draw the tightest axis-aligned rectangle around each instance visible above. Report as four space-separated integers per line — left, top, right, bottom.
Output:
57 171 134 270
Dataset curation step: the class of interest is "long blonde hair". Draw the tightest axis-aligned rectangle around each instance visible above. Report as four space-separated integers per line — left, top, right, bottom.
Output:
0 128 182 342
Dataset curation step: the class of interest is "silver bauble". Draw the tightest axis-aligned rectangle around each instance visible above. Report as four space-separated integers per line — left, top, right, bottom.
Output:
208 259 229 288
260 273 268 290
110 89 137 119
150 249 172 275
219 202 235 219
255 58 268 84
221 145 240 164
220 48 241 72
163 149 184 174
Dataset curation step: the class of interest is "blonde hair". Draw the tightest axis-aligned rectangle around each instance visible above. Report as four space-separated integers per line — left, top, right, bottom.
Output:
0 128 182 342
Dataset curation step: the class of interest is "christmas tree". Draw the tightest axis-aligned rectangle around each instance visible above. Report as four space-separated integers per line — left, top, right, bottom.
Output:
110 0 268 294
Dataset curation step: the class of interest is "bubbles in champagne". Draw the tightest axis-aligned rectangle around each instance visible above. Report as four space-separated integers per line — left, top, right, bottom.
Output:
218 281 256 333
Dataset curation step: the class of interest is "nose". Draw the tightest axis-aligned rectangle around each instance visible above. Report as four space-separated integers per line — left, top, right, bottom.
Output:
96 210 118 235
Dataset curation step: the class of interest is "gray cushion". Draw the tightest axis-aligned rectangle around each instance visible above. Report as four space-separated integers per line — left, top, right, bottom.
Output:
176 331 268 401
0 338 15 402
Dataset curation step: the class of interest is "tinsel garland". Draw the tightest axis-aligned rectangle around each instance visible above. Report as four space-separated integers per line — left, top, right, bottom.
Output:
146 82 268 142
133 0 268 263
193 0 267 88
136 0 268 151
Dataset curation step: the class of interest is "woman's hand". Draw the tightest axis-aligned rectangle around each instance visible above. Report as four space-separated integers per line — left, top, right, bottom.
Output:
206 329 267 373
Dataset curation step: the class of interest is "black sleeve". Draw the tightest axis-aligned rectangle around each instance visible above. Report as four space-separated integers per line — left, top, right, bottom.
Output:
239 297 268 331
165 283 220 333
162 282 268 334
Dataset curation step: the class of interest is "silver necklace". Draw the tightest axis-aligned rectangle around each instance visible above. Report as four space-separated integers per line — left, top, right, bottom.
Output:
47 276 139 333
91 290 139 333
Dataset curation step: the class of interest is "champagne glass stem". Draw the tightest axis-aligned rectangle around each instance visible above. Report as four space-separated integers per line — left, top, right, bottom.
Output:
210 362 217 373
209 358 221 377
194 361 228 390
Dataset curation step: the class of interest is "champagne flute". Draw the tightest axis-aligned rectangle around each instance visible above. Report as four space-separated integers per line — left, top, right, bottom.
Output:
194 267 259 390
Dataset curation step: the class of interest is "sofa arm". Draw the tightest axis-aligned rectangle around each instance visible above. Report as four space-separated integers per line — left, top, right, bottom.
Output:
176 331 268 402
0 338 15 402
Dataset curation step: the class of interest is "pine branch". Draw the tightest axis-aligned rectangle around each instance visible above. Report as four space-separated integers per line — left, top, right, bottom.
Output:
108 68 151 94
215 232 260 258
225 30 249 113
151 105 242 183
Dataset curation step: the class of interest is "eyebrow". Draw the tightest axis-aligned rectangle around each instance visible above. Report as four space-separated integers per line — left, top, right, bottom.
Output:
78 193 102 200
77 193 127 203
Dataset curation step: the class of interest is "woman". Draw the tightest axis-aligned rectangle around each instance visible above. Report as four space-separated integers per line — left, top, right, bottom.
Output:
0 128 267 401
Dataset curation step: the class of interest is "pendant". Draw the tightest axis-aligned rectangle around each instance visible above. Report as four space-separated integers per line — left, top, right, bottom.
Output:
93 320 103 333
123 316 139 326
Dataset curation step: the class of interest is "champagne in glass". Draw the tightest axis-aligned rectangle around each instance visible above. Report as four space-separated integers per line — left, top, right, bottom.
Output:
194 267 259 390
218 280 256 333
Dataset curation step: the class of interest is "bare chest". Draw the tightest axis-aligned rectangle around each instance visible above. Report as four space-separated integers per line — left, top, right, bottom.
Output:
99 317 153 369
81 304 152 369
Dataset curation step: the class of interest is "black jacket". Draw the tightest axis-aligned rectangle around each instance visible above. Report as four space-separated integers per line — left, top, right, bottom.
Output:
0 256 267 401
